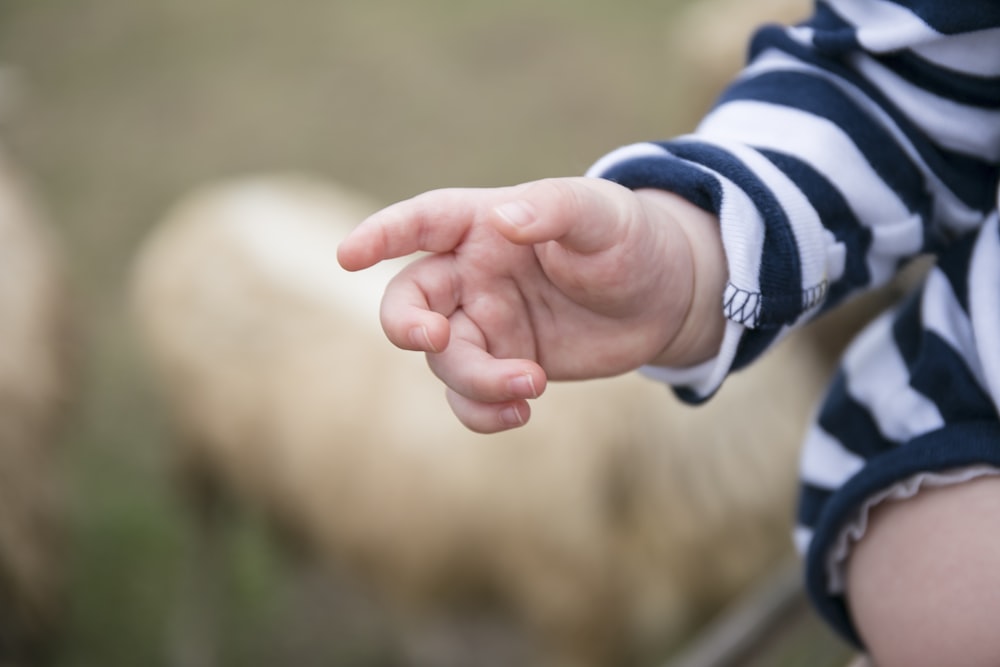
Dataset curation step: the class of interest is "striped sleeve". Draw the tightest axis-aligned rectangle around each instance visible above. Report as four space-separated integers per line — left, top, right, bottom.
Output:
588 0 1000 401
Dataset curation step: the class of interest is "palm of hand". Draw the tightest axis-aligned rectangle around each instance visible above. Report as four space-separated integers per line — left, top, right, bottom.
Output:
416 205 689 382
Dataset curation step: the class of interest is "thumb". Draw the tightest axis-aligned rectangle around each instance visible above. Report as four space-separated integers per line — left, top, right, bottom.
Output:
489 177 639 255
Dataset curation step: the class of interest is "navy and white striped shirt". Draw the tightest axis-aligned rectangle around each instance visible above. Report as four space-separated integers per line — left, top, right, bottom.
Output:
588 0 1000 647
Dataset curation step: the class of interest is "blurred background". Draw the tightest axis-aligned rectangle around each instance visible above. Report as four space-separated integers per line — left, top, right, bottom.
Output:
0 1 853 666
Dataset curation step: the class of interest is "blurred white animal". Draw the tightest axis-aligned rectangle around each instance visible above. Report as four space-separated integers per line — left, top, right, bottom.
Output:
0 144 73 664
130 174 891 667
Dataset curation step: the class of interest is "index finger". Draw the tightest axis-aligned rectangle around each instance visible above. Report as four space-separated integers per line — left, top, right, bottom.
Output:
336 187 499 271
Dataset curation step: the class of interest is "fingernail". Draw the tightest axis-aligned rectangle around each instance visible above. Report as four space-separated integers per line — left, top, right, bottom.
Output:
500 405 525 427
409 325 436 352
507 373 538 398
494 201 535 228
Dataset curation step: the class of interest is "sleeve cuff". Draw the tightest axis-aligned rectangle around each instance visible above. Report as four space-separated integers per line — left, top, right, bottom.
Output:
639 318 747 402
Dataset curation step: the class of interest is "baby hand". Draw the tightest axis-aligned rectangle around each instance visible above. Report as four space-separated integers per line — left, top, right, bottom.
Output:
337 177 725 432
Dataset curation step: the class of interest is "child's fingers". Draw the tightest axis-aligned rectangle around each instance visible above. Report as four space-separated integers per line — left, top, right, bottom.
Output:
430 321 546 433
489 177 638 254
337 187 497 271
445 389 532 434
425 309 546 404
427 342 545 406
377 260 455 353
338 177 637 271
